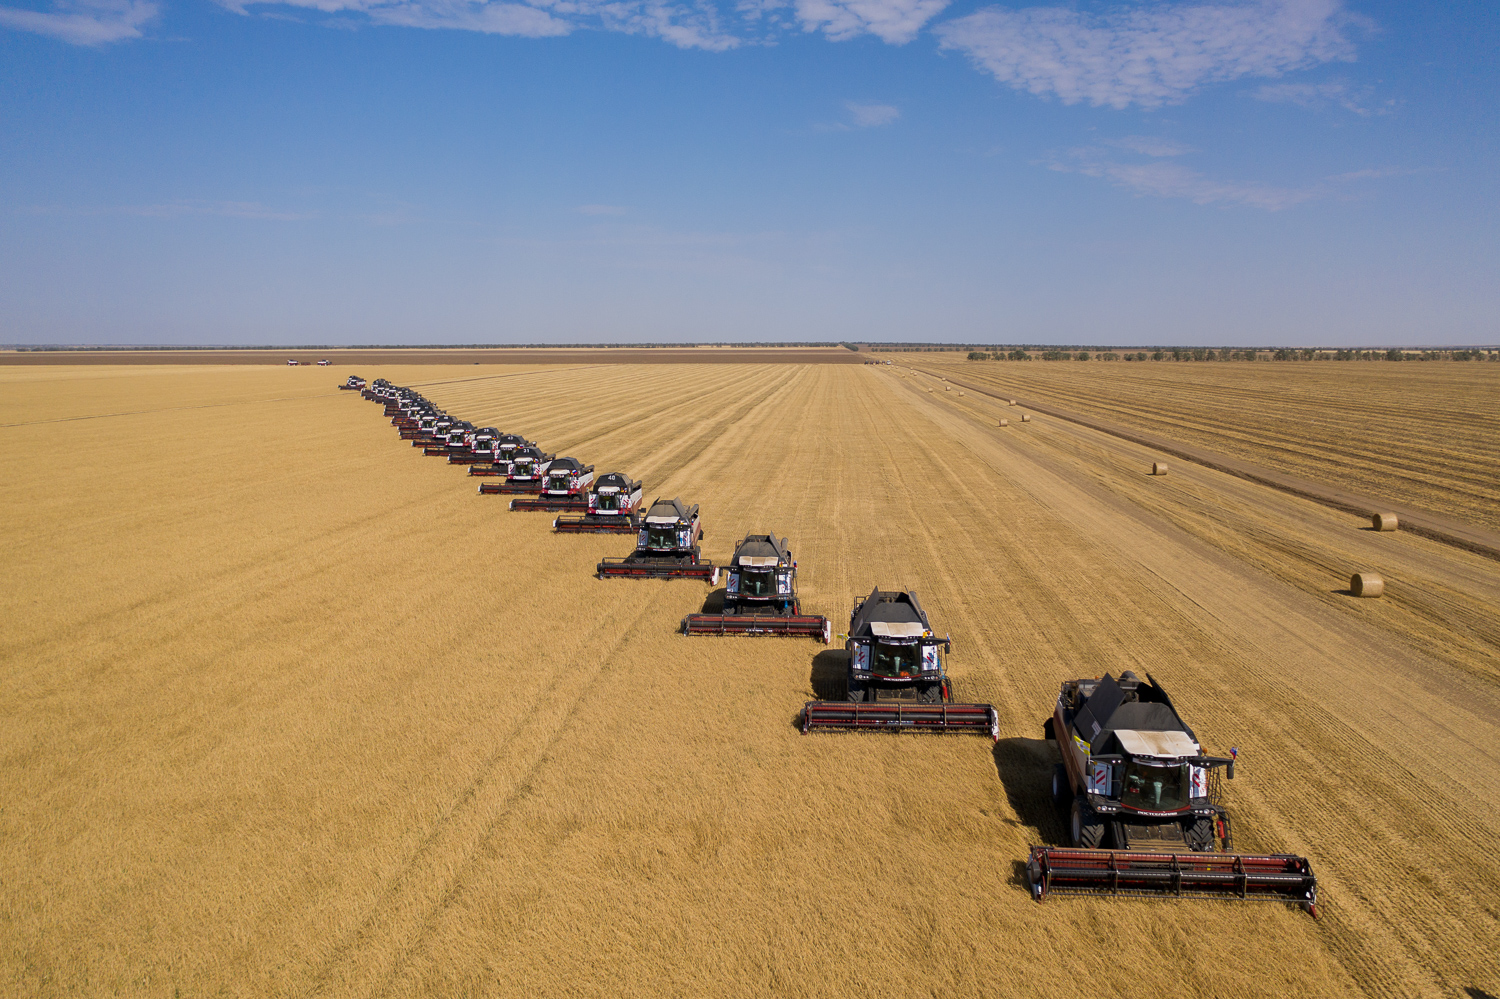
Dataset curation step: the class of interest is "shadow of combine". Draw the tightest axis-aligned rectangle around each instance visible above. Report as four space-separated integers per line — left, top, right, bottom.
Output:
697 588 728 614
1465 990 1498 999
993 736 1068 844
809 649 848 701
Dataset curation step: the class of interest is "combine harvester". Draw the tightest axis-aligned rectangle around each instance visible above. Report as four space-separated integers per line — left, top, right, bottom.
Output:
510 457 594 512
597 498 718 582
802 589 997 736
424 421 474 456
339 375 366 391
468 434 537 478
1026 670 1319 916
478 446 554 495
682 534 830 642
448 427 500 465
554 473 644 534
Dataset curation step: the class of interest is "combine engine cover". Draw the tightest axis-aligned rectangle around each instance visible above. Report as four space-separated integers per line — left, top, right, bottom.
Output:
1029 671 1319 916
450 428 500 465
510 458 594 511
802 589 997 736
553 472 644 533
596 497 718 581
682 534 830 642
468 434 536 477
478 447 555 494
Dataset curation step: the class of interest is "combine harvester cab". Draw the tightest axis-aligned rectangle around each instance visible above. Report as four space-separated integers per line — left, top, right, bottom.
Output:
426 421 474 456
1027 670 1319 916
801 589 997 737
478 447 555 495
510 458 594 511
449 427 500 465
682 534 830 642
553 473 643 533
468 434 535 477
339 375 366 391
597 498 718 582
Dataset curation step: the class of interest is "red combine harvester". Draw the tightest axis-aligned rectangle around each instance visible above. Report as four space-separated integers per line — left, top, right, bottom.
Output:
399 413 443 442
468 434 536 477
682 534 830 641
424 421 474 456
339 375 366 391
478 446 554 495
449 427 500 465
801 589 997 737
1026 671 1319 916
510 457 594 512
554 473 644 533
597 498 718 582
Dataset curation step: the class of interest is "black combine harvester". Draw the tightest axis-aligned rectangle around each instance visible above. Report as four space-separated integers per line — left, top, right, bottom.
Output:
554 473 644 534
469 434 537 477
802 589 997 737
510 457 594 512
1026 670 1319 916
682 534 830 642
478 446 555 495
597 497 718 582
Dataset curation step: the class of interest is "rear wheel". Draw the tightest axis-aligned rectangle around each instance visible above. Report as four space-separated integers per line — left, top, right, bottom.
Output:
1070 797 1106 849
1051 765 1069 807
1184 816 1215 852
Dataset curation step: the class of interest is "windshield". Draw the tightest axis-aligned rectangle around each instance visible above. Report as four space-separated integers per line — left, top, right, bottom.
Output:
1121 761 1190 811
645 526 679 549
549 474 570 488
740 569 773 597
596 493 619 511
870 641 919 677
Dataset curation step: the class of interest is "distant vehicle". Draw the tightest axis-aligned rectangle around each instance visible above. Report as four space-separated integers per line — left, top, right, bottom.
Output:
317 359 331 366
287 359 300 366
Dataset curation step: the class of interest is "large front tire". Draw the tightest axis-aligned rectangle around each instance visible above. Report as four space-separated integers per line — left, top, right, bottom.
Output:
1184 816 1215 852
846 681 866 703
1070 797 1106 849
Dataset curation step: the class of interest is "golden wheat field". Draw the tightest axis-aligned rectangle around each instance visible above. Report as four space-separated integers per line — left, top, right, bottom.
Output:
2 359 1498 998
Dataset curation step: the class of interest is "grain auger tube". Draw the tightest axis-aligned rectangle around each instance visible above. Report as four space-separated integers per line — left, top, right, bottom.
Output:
682 534 830 642
554 473 644 533
596 497 718 582
469 434 536 477
478 446 555 494
1027 670 1319 916
510 458 595 511
800 589 997 737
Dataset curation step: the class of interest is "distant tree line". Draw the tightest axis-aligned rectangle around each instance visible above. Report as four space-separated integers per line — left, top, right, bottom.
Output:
962 347 1497 362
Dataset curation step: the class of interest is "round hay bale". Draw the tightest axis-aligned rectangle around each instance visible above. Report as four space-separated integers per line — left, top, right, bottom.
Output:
998 418 1009 427
1152 462 1168 476
945 386 951 391
1372 513 1399 532
1350 572 1385 598
1008 399 1018 406
958 391 965 396
1020 414 1031 422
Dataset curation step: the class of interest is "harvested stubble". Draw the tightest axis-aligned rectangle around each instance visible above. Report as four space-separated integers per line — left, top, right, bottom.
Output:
3 362 1499 999
1374 513 1399 532
1351 572 1386 597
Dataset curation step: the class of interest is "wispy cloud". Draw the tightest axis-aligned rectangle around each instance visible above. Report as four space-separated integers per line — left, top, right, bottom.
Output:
1104 135 1197 157
846 101 900 127
1054 154 1320 209
1252 78 1393 115
0 0 158 44
795 0 948 44
935 0 1360 109
577 204 629 215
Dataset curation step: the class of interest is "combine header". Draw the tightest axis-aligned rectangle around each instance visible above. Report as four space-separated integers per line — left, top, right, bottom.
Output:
682 534 830 641
801 589 996 736
554 472 644 533
597 497 718 581
510 457 594 511
468 434 537 477
1027 670 1319 916
339 375 366 391
478 446 555 495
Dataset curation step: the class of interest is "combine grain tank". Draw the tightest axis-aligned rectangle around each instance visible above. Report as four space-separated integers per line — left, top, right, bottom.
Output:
682 534 830 641
553 473 644 533
478 446 555 495
510 457 594 511
1027 670 1318 915
596 497 718 581
801 589 997 736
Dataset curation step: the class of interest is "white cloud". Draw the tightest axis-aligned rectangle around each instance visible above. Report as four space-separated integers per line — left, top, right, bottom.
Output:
846 101 900 127
795 0 947 44
577 204 629 215
0 0 157 44
1105 135 1197 157
1253 79 1392 115
936 0 1359 109
1052 148 1318 209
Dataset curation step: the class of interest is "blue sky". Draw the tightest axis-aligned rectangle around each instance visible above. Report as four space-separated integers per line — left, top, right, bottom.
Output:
1 0 1495 346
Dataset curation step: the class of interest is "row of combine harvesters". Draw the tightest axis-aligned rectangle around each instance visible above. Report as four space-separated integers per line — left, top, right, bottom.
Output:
345 374 1319 918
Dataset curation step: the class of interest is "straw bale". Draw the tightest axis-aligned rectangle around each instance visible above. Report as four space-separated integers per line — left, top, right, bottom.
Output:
1350 572 1385 598
998 419 1008 427
1152 462 1168 475
1372 513 1399 532
1021 414 1031 422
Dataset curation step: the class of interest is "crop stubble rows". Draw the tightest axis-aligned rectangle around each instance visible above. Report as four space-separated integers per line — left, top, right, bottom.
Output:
1 362 1496 998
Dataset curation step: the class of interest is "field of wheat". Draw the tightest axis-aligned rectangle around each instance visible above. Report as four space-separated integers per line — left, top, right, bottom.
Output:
2 360 1497 998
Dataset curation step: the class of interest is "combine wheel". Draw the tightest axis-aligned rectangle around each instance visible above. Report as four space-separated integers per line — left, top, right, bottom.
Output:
1051 765 1069 807
1070 797 1106 849
918 684 943 705
1184 816 1215 852
846 681 866 703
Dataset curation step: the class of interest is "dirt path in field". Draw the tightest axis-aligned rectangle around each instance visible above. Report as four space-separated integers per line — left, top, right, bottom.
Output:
2 363 1496 999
